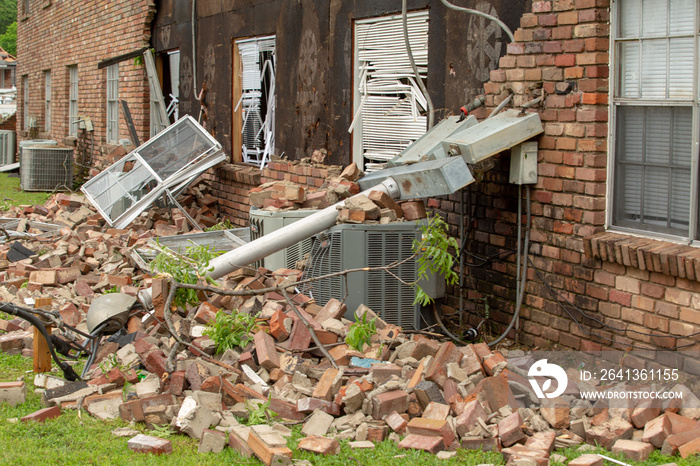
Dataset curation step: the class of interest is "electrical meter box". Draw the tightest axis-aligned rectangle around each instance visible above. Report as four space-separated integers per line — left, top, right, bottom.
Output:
509 141 538 185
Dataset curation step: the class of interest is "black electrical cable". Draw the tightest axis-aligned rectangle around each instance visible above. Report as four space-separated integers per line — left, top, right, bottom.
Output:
0 302 79 380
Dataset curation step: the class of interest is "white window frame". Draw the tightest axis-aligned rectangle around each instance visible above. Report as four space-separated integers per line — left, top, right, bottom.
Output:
22 75 28 130
44 71 51 132
351 11 430 172
607 0 699 243
235 35 276 168
106 64 119 144
68 65 78 137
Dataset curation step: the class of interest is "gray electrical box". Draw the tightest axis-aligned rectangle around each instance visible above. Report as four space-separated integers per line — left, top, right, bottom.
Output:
441 109 543 164
509 141 538 185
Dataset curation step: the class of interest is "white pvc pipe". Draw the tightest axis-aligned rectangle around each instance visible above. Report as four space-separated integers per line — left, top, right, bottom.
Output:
206 178 399 280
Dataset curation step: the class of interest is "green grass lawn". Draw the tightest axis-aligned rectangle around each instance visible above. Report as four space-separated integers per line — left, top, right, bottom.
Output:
0 172 52 211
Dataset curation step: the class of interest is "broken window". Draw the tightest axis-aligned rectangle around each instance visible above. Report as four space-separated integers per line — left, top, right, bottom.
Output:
234 36 276 168
81 115 225 229
165 50 180 123
106 64 119 143
44 71 51 132
610 0 697 240
68 65 78 137
352 11 429 172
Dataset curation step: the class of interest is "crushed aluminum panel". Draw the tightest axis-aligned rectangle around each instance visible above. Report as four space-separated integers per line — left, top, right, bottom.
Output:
81 115 225 229
131 228 249 272
386 115 479 167
0 217 63 240
441 109 543 164
357 156 474 200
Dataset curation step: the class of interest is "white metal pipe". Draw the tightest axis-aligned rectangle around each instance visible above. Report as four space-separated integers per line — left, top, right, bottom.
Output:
206 178 399 280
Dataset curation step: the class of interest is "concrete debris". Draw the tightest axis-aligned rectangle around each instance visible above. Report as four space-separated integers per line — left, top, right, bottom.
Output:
1 169 700 464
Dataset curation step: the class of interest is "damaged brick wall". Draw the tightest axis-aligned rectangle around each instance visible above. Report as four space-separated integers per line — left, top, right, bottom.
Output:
204 161 343 227
16 1 155 167
431 0 700 356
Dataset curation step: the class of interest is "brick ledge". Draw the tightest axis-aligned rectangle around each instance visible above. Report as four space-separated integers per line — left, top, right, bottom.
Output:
584 232 700 280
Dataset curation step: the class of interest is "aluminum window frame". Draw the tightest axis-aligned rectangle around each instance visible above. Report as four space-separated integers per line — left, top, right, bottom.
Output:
235 35 276 168
81 115 226 229
607 0 700 244
68 65 78 137
22 75 28 130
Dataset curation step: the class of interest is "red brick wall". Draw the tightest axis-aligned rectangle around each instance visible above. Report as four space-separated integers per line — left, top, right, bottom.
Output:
204 161 343 227
429 0 700 355
16 0 155 168
0 113 15 131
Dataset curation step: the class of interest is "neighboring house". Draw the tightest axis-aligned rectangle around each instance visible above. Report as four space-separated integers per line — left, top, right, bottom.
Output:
15 0 155 167
0 46 15 90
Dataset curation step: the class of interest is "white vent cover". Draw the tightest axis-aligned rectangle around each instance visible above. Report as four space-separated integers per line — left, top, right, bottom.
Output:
20 146 74 191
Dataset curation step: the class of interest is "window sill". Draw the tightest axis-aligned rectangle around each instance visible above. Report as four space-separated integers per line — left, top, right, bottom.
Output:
584 232 700 280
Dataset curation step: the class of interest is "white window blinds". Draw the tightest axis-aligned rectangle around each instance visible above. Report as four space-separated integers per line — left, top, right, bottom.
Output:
353 11 429 172
611 0 698 239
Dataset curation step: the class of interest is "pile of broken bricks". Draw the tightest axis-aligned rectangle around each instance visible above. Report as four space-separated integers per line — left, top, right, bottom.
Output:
3 284 700 463
249 162 429 224
0 173 700 464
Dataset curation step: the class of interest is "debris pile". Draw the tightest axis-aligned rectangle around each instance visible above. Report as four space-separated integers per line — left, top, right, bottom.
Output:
0 177 699 464
249 161 428 225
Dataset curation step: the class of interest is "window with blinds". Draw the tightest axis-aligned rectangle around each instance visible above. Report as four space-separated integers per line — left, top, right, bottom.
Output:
611 0 698 240
352 11 429 172
106 64 119 144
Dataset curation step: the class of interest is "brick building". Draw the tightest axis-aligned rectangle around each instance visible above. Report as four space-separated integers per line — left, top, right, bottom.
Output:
16 0 700 358
189 0 700 357
16 0 155 167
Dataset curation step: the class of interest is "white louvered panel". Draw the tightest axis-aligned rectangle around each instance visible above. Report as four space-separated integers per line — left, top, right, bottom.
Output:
640 39 667 98
618 42 640 98
619 0 641 38
669 37 694 99
642 0 668 37
670 0 695 34
356 10 429 172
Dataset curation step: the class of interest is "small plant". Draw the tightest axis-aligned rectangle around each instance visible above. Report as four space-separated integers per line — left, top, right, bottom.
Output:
243 396 278 426
205 219 235 231
152 241 222 308
104 285 120 294
412 214 459 306
346 311 377 351
204 310 259 353
150 424 176 438
98 354 120 376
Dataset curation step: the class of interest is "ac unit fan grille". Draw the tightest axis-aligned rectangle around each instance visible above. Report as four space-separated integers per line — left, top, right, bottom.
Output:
20 147 73 191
